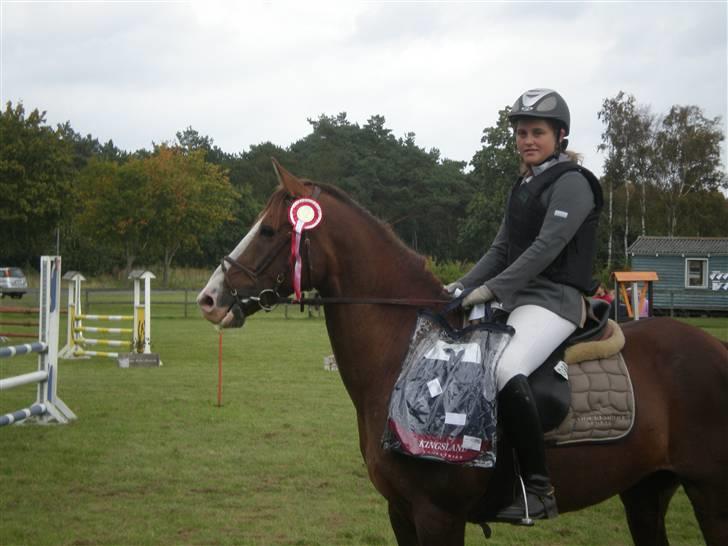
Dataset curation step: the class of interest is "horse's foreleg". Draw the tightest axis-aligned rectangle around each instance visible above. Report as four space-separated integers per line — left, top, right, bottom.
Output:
388 502 418 546
619 471 679 546
681 476 728 546
411 503 466 546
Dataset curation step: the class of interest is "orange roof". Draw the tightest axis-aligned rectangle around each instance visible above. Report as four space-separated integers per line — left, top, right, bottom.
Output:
612 271 659 282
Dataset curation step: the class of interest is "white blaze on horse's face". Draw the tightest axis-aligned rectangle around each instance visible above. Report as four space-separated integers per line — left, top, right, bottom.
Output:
197 219 262 326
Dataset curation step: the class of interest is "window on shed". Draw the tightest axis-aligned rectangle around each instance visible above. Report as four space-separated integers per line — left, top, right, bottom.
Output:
685 258 708 288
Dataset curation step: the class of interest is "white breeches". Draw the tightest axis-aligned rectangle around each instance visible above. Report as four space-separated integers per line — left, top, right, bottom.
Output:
496 304 577 391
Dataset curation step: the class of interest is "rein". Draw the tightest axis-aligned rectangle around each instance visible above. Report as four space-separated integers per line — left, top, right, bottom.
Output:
276 294 450 309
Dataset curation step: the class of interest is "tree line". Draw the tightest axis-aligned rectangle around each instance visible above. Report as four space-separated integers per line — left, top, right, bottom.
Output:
1 94 725 285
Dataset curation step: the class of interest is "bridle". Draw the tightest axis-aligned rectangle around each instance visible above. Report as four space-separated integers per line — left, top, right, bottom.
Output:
221 233 291 312
220 188 451 315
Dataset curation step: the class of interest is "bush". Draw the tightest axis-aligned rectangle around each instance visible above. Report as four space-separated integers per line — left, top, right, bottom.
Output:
426 258 473 284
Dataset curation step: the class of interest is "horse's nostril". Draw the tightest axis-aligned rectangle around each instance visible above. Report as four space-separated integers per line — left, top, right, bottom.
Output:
197 292 215 310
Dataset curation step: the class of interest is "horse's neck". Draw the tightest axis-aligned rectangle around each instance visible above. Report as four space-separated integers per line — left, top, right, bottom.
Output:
318 209 442 416
318 202 441 300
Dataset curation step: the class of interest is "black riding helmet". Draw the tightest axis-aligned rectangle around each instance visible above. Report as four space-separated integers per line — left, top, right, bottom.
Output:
509 88 571 155
508 88 570 135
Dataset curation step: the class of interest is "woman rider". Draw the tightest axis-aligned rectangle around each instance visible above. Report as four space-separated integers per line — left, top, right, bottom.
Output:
447 88 603 522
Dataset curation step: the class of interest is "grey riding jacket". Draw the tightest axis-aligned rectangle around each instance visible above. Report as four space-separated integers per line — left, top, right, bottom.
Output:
459 155 600 327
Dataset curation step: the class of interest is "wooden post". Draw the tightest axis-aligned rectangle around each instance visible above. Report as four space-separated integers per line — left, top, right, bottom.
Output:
611 271 659 321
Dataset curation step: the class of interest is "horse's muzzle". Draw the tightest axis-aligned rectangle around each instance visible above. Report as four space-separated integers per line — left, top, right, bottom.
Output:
197 287 247 328
221 302 247 329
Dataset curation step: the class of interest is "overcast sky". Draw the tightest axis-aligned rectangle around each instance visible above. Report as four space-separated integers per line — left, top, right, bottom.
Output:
2 1 726 178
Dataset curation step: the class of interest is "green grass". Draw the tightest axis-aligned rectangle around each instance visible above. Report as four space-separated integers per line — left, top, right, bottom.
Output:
1 313 722 545
678 316 728 342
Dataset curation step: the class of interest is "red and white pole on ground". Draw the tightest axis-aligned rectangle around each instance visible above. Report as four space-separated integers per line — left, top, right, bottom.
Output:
217 331 223 407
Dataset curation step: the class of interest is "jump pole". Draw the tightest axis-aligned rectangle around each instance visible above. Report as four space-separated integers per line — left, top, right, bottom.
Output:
58 271 86 359
129 269 156 353
121 269 161 367
58 269 160 366
1 256 76 426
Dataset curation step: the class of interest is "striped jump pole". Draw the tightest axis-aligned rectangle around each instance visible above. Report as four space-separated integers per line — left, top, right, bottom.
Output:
59 272 135 359
0 341 47 358
0 403 47 426
59 269 159 364
71 319 134 359
0 256 76 427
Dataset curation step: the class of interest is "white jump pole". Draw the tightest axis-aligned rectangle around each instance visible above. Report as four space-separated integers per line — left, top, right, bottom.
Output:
129 270 155 354
0 256 76 426
35 256 75 423
59 271 86 359
144 272 153 354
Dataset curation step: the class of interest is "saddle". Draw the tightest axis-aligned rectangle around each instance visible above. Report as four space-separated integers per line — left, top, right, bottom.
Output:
528 299 635 444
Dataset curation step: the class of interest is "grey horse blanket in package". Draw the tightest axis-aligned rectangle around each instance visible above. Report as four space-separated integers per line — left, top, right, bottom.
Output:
382 311 514 468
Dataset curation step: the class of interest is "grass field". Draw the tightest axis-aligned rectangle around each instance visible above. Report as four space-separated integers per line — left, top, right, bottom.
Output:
1 308 724 545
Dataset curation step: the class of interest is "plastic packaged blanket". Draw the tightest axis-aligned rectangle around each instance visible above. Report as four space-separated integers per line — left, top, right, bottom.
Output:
382 311 514 468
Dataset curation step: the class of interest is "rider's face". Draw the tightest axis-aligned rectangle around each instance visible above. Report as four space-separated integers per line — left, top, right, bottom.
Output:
515 119 561 167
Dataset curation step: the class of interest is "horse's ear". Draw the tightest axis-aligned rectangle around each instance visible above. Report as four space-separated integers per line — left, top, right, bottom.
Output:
271 157 307 197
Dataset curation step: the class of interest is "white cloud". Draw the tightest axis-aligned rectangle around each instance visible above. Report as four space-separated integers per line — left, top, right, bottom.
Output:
2 1 725 177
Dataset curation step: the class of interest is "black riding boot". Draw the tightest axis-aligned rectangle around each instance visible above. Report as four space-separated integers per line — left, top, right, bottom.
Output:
494 374 558 524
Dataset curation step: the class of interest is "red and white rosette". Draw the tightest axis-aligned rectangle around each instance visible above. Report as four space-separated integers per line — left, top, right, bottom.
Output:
288 198 323 301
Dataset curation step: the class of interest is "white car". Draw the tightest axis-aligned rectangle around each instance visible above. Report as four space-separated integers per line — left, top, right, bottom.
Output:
0 267 28 299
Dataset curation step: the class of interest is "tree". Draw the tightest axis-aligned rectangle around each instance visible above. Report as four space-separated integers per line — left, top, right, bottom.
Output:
0 102 75 263
458 108 520 259
235 141 291 205
142 146 240 284
678 190 728 236
287 113 470 260
175 126 227 164
74 158 155 272
73 147 239 280
598 92 653 266
653 105 726 235
55 121 127 170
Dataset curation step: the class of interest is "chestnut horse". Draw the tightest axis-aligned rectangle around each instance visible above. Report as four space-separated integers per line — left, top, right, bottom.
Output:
197 162 728 546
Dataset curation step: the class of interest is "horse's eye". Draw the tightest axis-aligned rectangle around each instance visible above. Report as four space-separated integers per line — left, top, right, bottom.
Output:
260 225 275 237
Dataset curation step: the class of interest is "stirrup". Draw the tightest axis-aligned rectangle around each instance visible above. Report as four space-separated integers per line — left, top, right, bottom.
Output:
493 475 558 526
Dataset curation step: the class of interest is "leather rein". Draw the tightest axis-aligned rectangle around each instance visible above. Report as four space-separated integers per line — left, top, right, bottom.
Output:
220 187 450 313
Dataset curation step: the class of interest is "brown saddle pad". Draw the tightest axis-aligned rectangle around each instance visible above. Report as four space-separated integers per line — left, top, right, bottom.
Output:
544 321 635 446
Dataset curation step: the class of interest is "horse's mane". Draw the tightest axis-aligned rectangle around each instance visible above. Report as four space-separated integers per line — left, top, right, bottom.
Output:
261 181 440 284
315 182 433 269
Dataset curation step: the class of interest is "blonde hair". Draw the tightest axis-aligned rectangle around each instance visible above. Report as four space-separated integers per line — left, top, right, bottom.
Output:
565 150 583 163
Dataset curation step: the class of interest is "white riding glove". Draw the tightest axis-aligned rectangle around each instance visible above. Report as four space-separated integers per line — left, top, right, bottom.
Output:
462 285 494 308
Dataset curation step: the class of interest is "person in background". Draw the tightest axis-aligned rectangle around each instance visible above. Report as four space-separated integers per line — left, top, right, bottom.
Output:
445 88 604 523
594 283 613 303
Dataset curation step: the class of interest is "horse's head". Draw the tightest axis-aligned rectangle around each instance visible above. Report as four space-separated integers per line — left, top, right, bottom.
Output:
197 159 323 328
